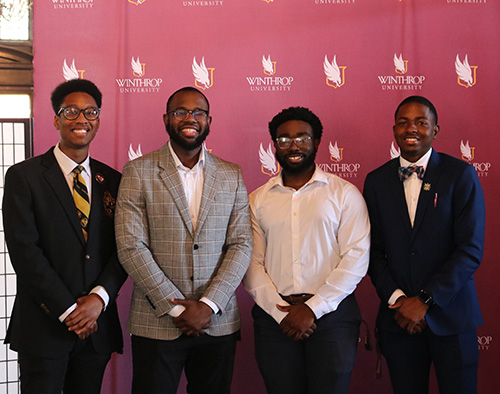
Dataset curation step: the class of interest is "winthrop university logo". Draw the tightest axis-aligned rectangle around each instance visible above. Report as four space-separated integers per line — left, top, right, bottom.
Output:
247 55 294 92
62 59 85 80
318 141 360 178
259 143 280 176
478 335 493 351
324 55 346 88
378 53 425 91
193 57 215 90
128 0 146 4
52 0 94 9
460 140 490 177
455 54 477 88
115 56 164 94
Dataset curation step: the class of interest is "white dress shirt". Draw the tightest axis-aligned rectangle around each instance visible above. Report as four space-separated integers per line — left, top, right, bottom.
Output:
53 144 109 322
388 148 433 305
167 142 219 317
244 165 370 323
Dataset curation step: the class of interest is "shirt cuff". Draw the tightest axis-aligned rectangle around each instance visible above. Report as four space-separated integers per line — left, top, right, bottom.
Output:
200 297 219 314
59 303 76 323
90 286 109 310
168 305 186 318
388 289 406 306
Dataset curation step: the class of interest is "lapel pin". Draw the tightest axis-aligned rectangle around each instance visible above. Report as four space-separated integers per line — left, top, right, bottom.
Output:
96 173 105 184
423 183 431 191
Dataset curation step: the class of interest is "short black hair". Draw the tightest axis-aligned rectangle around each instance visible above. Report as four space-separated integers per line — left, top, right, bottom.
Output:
166 86 210 113
50 79 102 114
395 96 438 124
269 106 323 141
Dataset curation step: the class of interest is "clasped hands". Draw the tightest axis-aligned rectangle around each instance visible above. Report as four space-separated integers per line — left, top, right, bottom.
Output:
170 299 213 337
64 293 105 340
277 304 317 341
389 296 429 335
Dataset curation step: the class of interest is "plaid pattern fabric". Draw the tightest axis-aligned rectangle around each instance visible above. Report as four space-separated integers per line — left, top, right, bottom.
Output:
398 165 425 181
115 143 253 340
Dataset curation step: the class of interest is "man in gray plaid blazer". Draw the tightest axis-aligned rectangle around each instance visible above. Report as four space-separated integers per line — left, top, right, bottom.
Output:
115 87 253 394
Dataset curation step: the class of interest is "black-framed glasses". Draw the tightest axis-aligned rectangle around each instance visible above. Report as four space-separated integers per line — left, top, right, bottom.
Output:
58 106 100 121
167 109 209 121
275 136 312 149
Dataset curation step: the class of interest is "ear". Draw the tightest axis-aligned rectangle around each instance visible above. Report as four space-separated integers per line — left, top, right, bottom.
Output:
54 114 60 130
313 138 321 150
433 124 440 139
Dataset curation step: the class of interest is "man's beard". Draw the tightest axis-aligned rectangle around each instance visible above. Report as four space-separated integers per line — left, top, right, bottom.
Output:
276 149 317 175
166 123 210 151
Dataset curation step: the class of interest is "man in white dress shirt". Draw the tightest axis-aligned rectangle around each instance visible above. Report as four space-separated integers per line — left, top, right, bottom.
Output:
244 106 370 394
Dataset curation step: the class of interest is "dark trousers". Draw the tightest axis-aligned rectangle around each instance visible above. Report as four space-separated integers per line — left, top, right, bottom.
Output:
252 294 361 394
131 332 238 394
18 338 110 394
378 327 479 394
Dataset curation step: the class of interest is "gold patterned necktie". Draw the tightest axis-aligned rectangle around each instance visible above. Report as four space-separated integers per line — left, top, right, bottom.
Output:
72 165 90 241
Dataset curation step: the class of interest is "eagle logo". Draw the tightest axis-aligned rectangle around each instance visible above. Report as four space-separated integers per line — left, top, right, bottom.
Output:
193 57 215 90
455 54 477 88
324 55 346 88
259 143 280 176
394 53 408 75
131 57 145 78
63 59 84 81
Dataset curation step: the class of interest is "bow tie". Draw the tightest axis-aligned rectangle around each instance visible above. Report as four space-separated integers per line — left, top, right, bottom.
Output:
398 166 425 181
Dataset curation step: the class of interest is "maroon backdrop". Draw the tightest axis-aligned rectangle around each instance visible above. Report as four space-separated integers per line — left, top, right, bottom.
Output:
33 1 498 392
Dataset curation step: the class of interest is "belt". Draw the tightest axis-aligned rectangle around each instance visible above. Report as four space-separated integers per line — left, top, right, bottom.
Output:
280 293 313 305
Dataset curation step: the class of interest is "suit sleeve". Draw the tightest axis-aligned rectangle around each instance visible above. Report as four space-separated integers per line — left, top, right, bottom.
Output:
115 161 185 317
201 167 253 312
2 165 75 319
363 173 401 304
423 164 485 307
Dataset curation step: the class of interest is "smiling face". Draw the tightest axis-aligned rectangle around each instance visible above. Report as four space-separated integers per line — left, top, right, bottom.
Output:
393 102 439 162
163 90 212 153
274 120 319 175
54 92 100 160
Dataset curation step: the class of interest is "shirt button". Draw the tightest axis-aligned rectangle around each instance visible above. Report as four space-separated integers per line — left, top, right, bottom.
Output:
85 255 90 260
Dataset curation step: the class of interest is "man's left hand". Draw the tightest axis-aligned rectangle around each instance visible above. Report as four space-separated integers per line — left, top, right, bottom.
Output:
65 294 104 339
171 299 212 336
389 296 429 334
276 304 316 341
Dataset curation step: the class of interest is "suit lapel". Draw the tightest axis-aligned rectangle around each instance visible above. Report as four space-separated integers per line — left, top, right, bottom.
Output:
195 153 217 238
41 148 86 245
158 146 194 236
411 150 441 238
388 159 413 235
88 160 104 246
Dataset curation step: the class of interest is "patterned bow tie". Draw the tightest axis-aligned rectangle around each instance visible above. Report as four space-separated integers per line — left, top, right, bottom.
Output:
398 165 425 181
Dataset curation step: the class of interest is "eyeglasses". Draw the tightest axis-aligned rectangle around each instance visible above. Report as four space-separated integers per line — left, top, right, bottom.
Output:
58 106 100 121
167 109 209 121
275 136 312 149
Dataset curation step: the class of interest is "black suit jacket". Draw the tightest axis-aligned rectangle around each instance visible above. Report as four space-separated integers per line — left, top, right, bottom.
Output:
363 150 485 336
2 147 127 357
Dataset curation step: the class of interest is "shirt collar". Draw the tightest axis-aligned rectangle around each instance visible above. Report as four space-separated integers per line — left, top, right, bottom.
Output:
54 143 91 176
399 148 432 170
270 164 328 191
168 140 205 172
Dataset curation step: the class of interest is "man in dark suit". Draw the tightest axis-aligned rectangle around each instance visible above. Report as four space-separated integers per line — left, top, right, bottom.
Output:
2 79 127 394
363 96 485 394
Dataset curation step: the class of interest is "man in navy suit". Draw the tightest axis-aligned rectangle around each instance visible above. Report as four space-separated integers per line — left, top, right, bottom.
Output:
363 96 485 394
2 79 127 394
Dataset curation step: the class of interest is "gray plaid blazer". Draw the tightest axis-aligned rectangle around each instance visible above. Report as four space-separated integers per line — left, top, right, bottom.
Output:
115 143 253 340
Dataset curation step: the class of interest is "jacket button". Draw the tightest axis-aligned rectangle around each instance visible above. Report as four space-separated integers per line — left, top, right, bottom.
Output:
85 255 91 260
190 276 194 281
193 244 199 250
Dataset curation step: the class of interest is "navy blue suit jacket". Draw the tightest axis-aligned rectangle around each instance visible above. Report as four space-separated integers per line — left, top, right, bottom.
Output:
363 150 485 336
2 148 127 358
